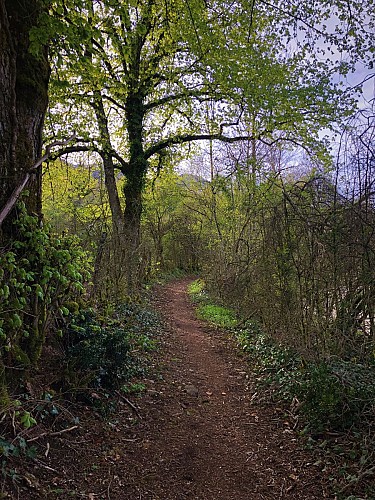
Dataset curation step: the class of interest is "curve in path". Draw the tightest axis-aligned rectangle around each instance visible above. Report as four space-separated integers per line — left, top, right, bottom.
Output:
121 279 329 499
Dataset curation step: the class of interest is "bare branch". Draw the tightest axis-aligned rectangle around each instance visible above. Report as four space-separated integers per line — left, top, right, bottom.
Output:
144 132 257 159
144 90 218 112
0 134 77 227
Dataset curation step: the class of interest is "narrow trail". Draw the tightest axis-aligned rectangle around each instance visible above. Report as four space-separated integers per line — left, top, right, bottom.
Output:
16 278 332 499
120 279 330 499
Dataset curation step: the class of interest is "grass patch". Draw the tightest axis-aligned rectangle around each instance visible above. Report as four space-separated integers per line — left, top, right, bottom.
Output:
187 278 207 303
188 279 238 328
121 382 146 395
196 304 238 328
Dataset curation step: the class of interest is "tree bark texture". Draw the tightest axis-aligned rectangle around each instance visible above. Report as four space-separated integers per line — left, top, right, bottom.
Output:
0 0 50 241
0 0 49 396
124 93 147 243
123 92 148 292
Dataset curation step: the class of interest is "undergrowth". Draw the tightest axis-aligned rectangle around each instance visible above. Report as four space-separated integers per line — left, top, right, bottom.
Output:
188 279 375 499
196 304 238 328
188 279 237 328
62 303 160 392
0 300 161 492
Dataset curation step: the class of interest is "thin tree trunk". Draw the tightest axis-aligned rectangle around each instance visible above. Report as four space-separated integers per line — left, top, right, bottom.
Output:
92 92 124 237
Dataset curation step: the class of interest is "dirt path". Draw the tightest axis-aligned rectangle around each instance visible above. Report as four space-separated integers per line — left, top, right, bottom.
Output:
16 279 331 499
118 279 330 499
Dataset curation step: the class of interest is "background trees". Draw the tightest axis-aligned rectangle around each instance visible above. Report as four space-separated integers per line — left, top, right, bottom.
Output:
176 116 375 364
42 0 373 295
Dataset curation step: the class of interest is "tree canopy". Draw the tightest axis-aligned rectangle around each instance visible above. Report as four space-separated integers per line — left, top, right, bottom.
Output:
29 0 371 290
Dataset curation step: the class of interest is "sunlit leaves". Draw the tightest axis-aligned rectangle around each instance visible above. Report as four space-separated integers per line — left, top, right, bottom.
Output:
42 159 113 237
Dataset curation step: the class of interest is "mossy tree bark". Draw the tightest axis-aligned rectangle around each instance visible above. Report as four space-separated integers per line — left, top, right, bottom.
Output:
123 92 148 292
0 0 50 394
0 0 49 236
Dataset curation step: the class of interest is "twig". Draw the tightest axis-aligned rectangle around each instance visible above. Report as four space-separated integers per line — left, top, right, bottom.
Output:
339 465 375 493
32 458 59 473
279 478 286 498
107 470 112 500
11 410 16 436
115 390 142 419
27 425 79 443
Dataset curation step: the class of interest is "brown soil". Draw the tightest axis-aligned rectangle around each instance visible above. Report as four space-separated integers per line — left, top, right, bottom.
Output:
6 279 332 499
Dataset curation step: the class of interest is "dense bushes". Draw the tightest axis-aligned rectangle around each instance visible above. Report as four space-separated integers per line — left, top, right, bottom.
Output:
200 174 375 365
63 304 160 391
0 203 90 402
237 322 375 433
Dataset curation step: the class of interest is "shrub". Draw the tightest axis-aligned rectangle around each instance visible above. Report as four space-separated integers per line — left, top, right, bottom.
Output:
0 203 90 400
64 304 160 391
236 322 375 432
296 360 375 432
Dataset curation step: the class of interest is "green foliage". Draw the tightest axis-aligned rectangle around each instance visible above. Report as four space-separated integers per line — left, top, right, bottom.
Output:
236 322 302 401
64 303 160 390
18 411 37 430
0 436 37 461
187 279 207 302
0 400 38 466
236 321 375 432
296 360 375 432
188 279 237 327
121 382 146 395
67 320 138 389
0 202 90 377
142 169 187 275
156 268 189 283
42 159 114 244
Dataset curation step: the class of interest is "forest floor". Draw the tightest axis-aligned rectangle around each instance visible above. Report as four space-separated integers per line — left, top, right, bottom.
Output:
5 278 333 499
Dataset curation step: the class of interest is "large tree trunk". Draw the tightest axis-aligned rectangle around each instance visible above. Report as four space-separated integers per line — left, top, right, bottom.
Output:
0 0 49 237
0 0 49 400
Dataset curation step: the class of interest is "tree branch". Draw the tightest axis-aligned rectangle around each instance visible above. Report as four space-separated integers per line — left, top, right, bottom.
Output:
144 90 216 112
0 134 78 227
49 145 94 160
101 93 127 112
144 132 258 159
